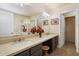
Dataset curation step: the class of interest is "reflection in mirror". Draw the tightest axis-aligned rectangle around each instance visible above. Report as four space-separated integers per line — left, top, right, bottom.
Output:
0 11 14 37
21 20 31 35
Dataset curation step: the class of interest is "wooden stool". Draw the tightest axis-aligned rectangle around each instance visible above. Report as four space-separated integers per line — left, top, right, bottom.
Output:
42 46 50 56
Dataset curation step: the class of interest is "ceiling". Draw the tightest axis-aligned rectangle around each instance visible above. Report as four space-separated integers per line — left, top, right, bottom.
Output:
0 3 73 16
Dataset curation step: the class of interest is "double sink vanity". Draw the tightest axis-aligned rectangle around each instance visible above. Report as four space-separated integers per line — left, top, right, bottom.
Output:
0 33 58 56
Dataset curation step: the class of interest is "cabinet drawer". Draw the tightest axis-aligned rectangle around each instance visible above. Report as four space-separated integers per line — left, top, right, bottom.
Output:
30 44 42 54
52 39 55 50
52 36 58 51
31 50 42 56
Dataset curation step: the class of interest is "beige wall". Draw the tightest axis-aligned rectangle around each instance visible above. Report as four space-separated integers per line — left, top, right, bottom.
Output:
49 13 59 34
30 15 59 34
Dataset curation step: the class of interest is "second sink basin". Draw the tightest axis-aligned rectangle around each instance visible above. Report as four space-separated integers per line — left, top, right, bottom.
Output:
10 40 33 48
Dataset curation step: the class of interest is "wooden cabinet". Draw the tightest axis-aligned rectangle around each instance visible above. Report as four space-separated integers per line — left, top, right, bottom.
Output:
15 44 42 56
30 44 42 56
52 36 58 51
14 36 58 56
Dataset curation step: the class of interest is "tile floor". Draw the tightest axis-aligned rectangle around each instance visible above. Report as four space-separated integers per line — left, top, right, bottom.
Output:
49 42 79 56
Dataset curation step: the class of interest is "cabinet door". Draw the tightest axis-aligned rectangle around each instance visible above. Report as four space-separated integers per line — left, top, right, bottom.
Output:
55 36 58 47
15 49 30 56
52 38 56 51
52 36 58 51
30 44 42 56
31 49 42 56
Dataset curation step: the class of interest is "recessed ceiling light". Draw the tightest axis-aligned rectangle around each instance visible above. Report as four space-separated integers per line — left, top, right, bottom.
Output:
42 12 50 17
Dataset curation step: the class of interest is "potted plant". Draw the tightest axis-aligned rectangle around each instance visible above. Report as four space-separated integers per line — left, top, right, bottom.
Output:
36 26 44 38
30 26 44 38
30 26 36 34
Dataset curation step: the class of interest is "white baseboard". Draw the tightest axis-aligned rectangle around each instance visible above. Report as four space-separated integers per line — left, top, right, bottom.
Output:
57 44 63 48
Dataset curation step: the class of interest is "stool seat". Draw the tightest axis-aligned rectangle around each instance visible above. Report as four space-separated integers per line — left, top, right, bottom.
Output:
42 46 49 50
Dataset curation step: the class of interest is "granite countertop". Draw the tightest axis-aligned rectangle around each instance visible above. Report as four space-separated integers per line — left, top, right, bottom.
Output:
0 33 58 56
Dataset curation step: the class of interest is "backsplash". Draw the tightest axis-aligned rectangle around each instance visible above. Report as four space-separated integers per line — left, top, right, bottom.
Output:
0 33 38 44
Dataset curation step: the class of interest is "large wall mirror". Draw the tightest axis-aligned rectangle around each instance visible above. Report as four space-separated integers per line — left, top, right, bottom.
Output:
0 10 14 37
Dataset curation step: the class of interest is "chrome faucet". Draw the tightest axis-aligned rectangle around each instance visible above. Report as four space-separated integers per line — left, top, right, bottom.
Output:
13 36 24 43
18 37 25 42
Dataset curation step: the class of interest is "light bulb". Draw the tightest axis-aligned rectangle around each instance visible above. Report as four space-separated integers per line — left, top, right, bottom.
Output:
20 3 24 7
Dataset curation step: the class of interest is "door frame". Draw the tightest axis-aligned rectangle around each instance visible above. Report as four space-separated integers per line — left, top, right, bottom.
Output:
59 9 79 53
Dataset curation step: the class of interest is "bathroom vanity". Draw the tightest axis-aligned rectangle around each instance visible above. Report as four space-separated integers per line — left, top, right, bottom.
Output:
0 34 58 56
15 35 58 56
15 44 42 56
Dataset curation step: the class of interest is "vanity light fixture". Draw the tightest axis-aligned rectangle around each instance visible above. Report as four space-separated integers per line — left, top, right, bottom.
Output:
20 3 24 7
17 3 32 7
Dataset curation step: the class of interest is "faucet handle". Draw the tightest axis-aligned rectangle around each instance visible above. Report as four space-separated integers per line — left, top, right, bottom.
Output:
18 38 22 42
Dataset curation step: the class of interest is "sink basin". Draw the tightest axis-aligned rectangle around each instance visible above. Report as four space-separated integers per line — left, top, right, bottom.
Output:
10 40 33 48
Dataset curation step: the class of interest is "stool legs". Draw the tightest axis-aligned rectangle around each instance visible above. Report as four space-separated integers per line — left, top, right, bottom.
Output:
43 50 49 56
45 50 48 56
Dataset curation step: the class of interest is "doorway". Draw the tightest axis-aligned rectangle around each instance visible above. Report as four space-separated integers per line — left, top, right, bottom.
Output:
65 16 75 47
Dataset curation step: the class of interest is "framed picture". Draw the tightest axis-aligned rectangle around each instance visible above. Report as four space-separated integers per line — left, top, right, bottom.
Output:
51 18 59 25
43 20 48 25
